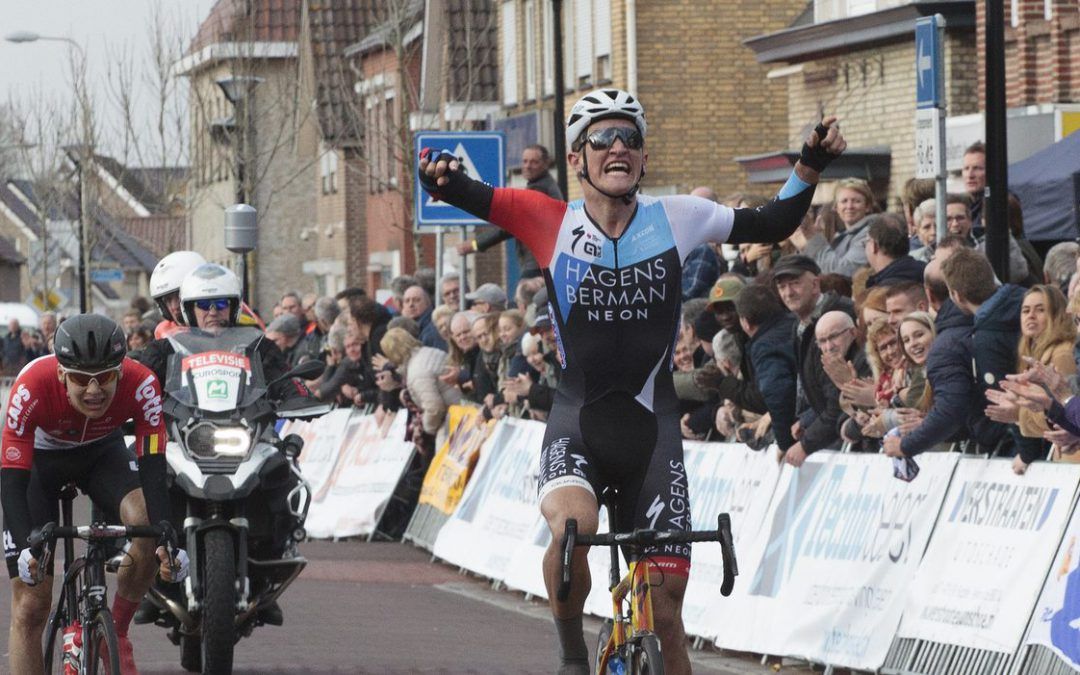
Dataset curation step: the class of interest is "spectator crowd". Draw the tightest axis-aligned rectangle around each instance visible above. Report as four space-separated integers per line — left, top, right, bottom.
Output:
5 140 1079 479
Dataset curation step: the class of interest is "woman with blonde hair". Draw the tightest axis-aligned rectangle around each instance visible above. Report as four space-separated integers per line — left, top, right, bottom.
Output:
791 177 879 277
381 327 462 442
986 284 1077 473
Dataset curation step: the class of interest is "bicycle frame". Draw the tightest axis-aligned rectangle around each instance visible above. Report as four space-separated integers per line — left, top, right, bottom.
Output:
596 553 656 673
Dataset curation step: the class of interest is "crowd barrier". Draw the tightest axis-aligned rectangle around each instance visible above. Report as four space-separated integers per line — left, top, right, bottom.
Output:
15 392 1080 675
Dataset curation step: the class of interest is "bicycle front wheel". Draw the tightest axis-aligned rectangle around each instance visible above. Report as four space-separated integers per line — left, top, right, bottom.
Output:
84 608 121 675
631 632 663 675
42 594 71 673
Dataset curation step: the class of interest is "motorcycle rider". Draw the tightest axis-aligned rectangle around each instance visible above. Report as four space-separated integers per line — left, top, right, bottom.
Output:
148 251 207 339
134 263 309 626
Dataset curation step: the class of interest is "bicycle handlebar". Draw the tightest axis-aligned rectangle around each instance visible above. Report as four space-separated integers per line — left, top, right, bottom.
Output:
28 522 166 559
556 513 739 602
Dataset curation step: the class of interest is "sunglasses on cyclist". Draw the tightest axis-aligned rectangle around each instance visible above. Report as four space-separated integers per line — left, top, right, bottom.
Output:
63 367 121 388
194 298 231 312
582 127 643 152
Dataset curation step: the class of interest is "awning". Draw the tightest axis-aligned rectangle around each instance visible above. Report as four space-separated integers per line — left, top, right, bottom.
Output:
735 146 892 184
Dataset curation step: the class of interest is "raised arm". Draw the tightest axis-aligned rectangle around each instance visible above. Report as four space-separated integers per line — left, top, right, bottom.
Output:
726 117 847 245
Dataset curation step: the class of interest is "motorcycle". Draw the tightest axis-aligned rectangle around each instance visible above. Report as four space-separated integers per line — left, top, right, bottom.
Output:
151 326 330 673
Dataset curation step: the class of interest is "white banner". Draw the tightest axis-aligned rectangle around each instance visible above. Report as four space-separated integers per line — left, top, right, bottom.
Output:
296 410 411 538
292 408 354 498
304 411 413 539
1026 498 1080 669
726 451 958 669
897 458 1080 653
433 418 547 580
681 443 782 638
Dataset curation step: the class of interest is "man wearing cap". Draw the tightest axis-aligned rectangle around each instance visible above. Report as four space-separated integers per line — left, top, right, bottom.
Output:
772 254 856 465
466 282 509 314
696 278 769 416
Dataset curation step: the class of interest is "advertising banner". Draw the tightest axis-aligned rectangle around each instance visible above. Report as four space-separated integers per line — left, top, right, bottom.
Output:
432 418 547 580
1026 500 1080 669
305 410 413 538
293 408 353 498
897 459 1080 654
302 410 411 539
681 443 783 638
418 405 494 514
744 452 958 669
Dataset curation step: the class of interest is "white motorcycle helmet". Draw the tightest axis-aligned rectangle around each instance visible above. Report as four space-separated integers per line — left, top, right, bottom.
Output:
179 263 242 327
150 250 206 323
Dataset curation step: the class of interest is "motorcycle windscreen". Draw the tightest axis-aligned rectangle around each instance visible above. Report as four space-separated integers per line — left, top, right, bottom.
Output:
165 326 268 412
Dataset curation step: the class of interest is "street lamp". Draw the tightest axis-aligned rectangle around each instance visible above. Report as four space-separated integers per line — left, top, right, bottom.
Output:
6 31 91 314
216 75 263 304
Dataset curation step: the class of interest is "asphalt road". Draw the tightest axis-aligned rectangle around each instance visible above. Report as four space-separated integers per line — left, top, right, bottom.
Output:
0 522 801 673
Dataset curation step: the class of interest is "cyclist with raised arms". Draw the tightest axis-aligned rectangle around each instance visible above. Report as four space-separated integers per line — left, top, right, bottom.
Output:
2 314 184 675
419 88 846 674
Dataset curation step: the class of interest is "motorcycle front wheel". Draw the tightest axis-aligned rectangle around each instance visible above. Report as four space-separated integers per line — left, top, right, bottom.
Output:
200 528 237 674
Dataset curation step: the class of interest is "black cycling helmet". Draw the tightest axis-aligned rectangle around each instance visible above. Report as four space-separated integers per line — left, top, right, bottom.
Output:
53 314 127 371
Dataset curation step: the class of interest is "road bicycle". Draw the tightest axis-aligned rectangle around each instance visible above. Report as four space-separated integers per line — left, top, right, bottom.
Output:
29 483 168 675
557 489 738 675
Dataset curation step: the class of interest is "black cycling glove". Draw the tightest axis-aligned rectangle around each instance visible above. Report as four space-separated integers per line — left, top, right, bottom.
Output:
798 123 834 172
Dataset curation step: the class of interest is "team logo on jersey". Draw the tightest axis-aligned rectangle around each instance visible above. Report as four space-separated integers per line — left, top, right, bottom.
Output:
570 225 601 257
5 384 33 436
134 375 162 426
4 447 21 463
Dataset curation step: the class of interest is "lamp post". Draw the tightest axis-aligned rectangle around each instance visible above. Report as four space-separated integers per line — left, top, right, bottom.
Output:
6 31 91 313
216 75 263 304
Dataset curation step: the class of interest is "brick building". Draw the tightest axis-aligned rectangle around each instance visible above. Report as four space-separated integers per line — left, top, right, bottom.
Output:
178 0 377 312
742 1 979 208
345 0 499 294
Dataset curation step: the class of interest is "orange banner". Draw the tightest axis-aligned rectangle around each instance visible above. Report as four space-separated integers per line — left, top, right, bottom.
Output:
418 405 493 514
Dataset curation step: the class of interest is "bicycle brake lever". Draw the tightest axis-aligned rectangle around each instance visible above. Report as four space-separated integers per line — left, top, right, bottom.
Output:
557 519 578 602
718 513 738 597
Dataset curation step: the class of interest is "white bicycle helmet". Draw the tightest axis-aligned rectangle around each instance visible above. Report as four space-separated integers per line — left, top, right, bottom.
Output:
179 263 242 326
150 251 206 322
565 88 647 150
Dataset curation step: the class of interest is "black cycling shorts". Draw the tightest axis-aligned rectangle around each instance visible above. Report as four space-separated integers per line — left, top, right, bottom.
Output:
538 392 693 576
4 431 141 578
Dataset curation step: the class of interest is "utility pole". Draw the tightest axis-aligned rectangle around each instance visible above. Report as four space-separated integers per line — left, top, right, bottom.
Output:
983 0 1009 280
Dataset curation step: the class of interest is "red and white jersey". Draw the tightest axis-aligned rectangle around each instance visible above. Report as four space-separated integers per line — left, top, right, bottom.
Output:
2 355 166 470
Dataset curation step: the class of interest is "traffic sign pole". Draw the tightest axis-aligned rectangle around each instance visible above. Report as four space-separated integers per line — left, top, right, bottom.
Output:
915 15 948 245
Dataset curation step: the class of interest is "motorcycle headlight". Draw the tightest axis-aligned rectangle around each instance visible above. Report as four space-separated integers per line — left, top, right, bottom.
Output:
184 422 253 460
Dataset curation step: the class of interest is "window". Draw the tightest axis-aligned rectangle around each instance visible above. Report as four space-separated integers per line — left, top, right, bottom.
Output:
575 0 593 85
542 0 555 96
320 147 338 195
524 0 538 100
563 0 575 91
845 0 875 17
594 0 611 82
502 1 518 105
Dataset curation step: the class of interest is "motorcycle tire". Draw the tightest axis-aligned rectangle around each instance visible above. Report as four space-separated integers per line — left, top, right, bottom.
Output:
201 528 237 674
631 632 663 675
180 633 201 672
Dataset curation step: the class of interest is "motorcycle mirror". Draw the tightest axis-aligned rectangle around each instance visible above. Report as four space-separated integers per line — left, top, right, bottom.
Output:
268 359 326 387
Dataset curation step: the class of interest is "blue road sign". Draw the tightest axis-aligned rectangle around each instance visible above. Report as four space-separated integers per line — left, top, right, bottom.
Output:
915 16 943 109
90 268 124 283
414 131 505 226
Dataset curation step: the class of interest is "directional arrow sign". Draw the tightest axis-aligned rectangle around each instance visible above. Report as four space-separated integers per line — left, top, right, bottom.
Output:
915 16 943 109
414 131 505 227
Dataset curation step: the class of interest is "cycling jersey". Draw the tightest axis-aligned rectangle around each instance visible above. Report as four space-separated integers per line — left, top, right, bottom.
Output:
2 356 168 561
419 154 815 574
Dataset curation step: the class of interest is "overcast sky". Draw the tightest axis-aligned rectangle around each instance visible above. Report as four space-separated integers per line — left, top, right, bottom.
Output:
1 0 219 167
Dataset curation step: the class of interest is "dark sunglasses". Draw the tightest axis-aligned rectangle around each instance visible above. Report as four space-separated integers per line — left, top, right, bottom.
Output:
64 367 121 387
583 127 643 151
195 298 231 312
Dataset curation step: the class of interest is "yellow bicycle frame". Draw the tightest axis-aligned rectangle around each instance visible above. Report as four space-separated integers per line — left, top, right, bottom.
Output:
595 556 655 673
